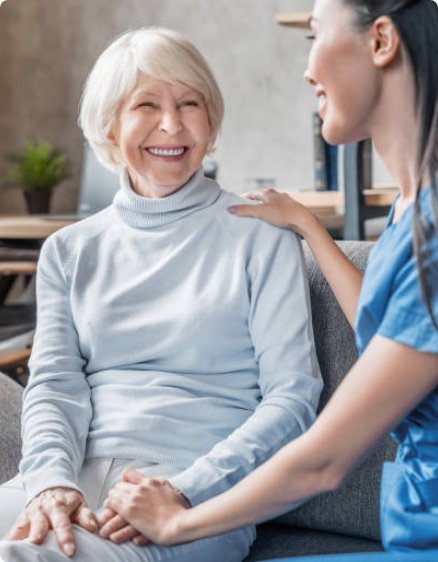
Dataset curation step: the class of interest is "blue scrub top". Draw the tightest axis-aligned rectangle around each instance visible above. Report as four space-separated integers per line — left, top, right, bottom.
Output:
356 187 438 552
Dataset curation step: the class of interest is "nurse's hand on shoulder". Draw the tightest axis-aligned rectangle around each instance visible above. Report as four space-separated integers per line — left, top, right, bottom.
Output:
227 188 318 238
102 469 190 546
6 487 98 557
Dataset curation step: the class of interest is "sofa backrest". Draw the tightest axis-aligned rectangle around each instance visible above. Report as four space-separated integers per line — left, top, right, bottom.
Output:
275 241 397 542
0 372 22 484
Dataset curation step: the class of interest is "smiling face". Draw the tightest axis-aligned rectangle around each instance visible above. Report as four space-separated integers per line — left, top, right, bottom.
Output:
109 74 211 198
305 0 383 145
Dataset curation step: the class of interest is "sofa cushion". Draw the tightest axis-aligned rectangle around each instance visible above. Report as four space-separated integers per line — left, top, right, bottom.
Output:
245 523 383 561
273 242 396 541
0 372 22 484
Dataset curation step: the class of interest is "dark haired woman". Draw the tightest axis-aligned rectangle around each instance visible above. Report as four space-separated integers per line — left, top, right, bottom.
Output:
100 0 438 559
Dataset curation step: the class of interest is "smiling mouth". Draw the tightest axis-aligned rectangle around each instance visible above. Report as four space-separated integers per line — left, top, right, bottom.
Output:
146 147 187 157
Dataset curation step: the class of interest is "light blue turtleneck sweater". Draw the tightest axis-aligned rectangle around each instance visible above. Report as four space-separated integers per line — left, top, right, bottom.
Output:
20 169 322 505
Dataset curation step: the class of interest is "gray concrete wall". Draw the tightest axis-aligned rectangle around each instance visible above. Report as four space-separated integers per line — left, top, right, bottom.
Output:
0 0 390 214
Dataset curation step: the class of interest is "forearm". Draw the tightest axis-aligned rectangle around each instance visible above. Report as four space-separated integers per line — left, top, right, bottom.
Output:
20 379 92 500
300 214 363 327
170 402 308 505
174 436 332 542
175 339 438 543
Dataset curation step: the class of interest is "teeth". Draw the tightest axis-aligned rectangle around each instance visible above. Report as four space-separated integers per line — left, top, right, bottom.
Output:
147 147 185 156
318 95 326 109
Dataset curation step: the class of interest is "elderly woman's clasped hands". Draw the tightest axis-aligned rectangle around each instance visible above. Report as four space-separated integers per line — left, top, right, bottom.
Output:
6 474 188 556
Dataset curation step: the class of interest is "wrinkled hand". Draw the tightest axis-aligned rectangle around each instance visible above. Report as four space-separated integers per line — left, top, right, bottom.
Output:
103 469 190 546
7 487 98 557
228 188 316 237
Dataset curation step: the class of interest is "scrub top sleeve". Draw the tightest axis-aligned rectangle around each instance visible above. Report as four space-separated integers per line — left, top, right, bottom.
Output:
377 241 438 354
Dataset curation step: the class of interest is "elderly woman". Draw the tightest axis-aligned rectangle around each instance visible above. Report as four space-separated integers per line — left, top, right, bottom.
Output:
0 27 321 562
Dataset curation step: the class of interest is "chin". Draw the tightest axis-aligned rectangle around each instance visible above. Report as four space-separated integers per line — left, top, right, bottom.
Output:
322 125 368 147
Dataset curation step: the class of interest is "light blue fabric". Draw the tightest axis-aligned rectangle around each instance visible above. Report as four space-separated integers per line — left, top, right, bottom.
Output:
267 190 438 560
19 168 322 506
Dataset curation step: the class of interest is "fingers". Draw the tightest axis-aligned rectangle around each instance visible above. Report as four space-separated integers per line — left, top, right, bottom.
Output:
73 504 98 533
7 513 30 541
103 480 137 517
97 507 149 546
28 511 50 545
109 524 144 545
96 507 116 528
46 504 76 557
133 534 149 546
227 203 267 218
99 513 129 540
122 468 145 485
103 490 125 517
241 190 269 201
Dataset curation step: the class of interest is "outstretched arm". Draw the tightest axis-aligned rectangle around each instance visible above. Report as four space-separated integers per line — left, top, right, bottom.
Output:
228 189 363 327
105 335 438 544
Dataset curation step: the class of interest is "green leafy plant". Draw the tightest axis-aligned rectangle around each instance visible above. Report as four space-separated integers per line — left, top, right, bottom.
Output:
4 141 68 192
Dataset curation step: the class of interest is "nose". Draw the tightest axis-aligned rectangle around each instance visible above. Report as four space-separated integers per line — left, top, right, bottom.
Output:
304 69 316 86
159 108 183 135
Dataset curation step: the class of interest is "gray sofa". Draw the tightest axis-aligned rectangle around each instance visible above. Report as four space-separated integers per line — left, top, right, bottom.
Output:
0 241 396 560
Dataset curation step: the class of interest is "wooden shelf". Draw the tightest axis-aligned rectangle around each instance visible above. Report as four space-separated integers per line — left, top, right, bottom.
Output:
276 12 311 30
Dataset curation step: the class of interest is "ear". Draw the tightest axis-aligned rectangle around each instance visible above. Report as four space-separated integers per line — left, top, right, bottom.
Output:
107 128 118 146
369 16 401 68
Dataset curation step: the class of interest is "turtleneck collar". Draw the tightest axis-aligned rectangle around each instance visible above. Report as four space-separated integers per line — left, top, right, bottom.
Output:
113 168 221 229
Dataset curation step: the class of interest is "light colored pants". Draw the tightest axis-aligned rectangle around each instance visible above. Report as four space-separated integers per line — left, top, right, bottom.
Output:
0 458 255 562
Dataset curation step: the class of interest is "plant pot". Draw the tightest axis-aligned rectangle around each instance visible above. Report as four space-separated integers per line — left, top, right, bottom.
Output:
24 191 52 214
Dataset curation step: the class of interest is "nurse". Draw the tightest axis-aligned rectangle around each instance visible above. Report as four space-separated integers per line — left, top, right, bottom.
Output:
101 0 438 560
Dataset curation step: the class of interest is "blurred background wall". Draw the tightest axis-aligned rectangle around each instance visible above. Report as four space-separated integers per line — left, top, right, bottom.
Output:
0 0 391 213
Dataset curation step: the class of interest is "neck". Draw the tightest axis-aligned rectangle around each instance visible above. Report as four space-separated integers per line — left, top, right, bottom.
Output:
368 52 420 204
113 167 221 229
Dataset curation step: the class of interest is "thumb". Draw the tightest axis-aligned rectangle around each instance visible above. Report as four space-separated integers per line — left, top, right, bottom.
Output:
122 468 145 484
7 514 30 540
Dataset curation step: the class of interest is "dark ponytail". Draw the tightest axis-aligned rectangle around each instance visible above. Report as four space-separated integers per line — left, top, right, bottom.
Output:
344 0 438 328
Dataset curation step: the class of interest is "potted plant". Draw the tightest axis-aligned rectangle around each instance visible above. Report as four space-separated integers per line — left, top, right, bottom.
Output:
4 141 68 214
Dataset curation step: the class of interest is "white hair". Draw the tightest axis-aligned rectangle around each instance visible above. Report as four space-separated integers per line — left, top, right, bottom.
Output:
78 27 224 172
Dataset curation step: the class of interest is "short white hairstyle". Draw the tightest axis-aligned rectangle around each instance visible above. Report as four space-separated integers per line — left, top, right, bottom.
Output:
78 27 224 172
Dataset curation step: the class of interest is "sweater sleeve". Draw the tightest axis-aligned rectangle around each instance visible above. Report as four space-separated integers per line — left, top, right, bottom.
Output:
19 236 92 503
170 229 323 506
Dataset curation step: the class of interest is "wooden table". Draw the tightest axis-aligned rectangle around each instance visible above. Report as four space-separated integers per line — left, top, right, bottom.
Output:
0 215 76 240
